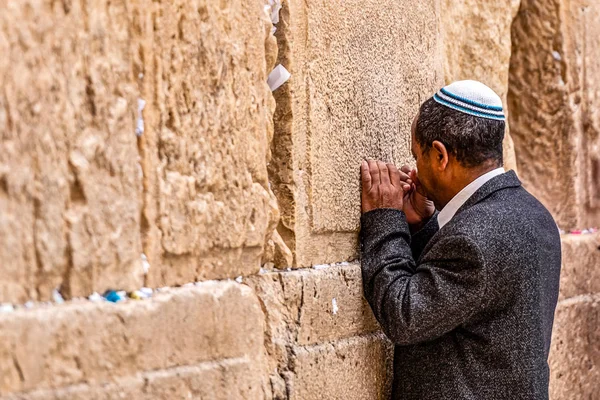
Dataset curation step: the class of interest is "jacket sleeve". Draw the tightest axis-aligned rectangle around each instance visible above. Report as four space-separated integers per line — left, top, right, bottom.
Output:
360 208 488 345
409 211 439 261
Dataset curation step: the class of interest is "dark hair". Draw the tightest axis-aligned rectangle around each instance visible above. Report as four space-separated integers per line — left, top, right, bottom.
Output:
415 98 505 168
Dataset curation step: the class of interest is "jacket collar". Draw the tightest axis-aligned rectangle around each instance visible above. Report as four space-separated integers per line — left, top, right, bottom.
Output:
454 170 521 216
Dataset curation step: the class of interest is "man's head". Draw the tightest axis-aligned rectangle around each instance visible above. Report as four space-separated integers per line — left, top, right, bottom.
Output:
410 80 506 209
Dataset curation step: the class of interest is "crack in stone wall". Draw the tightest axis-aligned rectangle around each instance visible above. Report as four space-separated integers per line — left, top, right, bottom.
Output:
139 0 280 287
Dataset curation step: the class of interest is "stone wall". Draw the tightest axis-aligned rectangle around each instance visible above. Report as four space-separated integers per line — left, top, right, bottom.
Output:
0 0 146 303
509 0 600 230
550 234 600 399
509 1 600 398
0 1 402 398
269 0 444 268
0 0 279 303
441 0 521 172
0 0 597 399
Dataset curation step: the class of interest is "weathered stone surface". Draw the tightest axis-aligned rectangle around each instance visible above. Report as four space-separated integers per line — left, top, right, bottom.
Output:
441 0 521 172
3 360 262 400
509 0 600 229
289 333 393 400
270 0 444 267
549 295 600 400
0 0 279 299
0 0 144 303
247 263 381 398
3 358 266 400
559 233 600 300
294 265 379 346
0 282 266 395
247 264 378 349
138 0 278 286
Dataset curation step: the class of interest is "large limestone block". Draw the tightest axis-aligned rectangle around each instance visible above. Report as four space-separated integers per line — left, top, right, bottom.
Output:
0 282 266 395
247 264 382 398
441 0 521 171
0 0 144 302
289 333 393 400
0 0 279 298
509 0 600 229
270 0 444 268
549 295 600 400
3 358 266 400
135 0 278 286
133 359 267 400
559 233 600 300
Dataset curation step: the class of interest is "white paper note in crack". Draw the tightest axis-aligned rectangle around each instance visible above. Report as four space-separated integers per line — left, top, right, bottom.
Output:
267 64 291 91
135 98 146 136
268 0 282 24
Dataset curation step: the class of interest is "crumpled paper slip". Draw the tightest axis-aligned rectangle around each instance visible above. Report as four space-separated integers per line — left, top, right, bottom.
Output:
268 0 282 24
52 289 65 304
552 51 562 61
141 253 150 275
135 98 146 136
0 304 14 313
130 290 150 300
89 292 105 302
267 64 291 91
104 290 124 303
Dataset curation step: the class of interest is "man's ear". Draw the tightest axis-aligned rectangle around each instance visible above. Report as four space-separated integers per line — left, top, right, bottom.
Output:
431 140 449 171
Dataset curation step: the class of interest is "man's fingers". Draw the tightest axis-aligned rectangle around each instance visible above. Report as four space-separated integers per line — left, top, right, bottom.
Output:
387 163 401 187
368 159 380 185
399 170 411 183
410 169 421 185
377 161 390 185
360 160 372 191
410 169 428 196
400 165 415 187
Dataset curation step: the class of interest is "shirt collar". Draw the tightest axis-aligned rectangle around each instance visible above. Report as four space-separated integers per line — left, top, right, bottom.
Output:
437 167 505 229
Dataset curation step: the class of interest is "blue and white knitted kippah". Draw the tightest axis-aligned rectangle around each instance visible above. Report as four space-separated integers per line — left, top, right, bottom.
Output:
432 80 505 121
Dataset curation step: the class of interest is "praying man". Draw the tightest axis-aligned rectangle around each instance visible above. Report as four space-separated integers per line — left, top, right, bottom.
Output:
359 80 561 400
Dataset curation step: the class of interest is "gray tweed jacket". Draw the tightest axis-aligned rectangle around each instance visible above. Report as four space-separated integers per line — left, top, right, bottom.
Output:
360 171 561 400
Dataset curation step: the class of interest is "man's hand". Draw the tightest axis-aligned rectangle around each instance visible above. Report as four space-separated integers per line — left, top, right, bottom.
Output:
361 160 410 213
400 165 435 226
